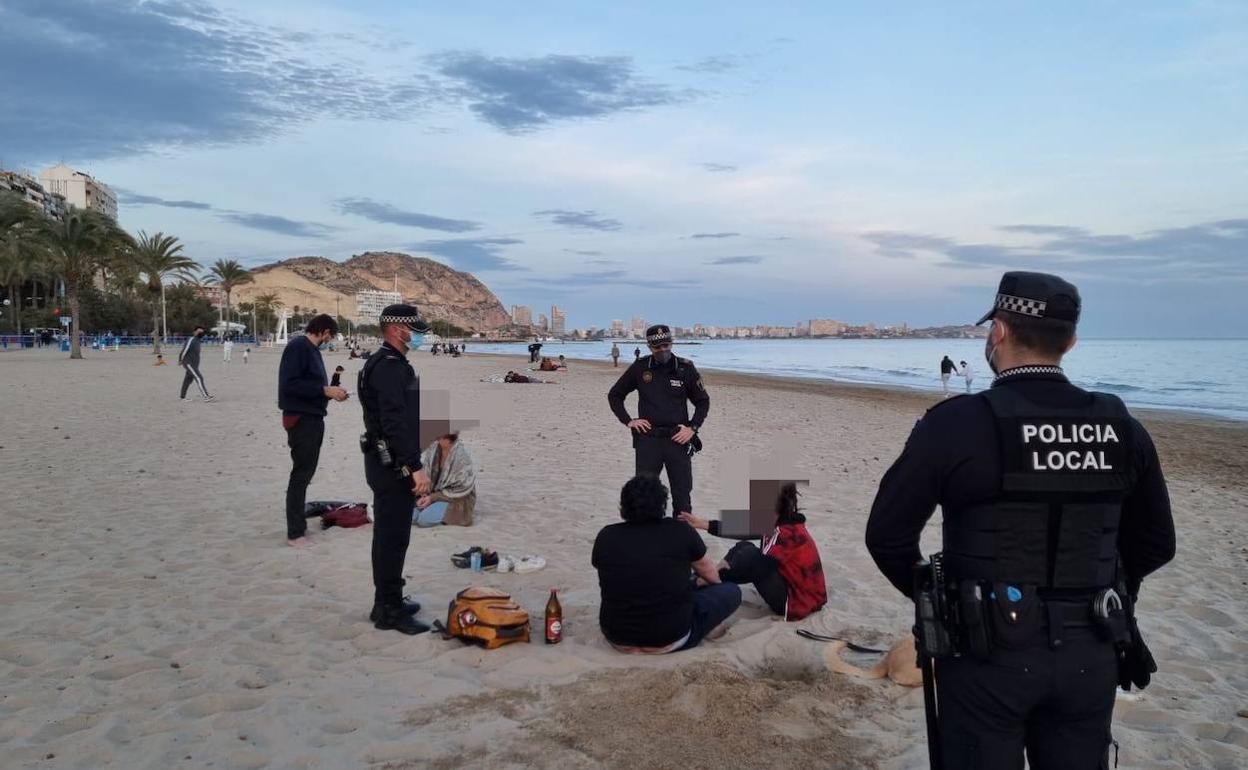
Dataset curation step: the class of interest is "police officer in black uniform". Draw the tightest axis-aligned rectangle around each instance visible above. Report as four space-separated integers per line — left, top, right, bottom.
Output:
359 304 432 635
608 324 710 516
865 272 1175 768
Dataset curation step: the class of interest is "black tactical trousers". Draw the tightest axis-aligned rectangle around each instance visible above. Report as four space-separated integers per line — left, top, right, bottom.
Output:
366 454 415 607
937 626 1118 769
285 414 324 539
635 433 693 514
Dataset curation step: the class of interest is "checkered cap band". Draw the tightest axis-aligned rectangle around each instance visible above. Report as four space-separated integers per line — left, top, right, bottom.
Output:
380 313 420 324
647 330 672 344
994 293 1047 318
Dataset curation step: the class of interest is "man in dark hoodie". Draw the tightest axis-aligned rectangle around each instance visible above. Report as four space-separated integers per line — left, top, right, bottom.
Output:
278 314 348 547
178 325 212 401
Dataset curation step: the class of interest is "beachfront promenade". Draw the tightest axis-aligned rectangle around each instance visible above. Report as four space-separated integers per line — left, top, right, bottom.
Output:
0 347 1244 768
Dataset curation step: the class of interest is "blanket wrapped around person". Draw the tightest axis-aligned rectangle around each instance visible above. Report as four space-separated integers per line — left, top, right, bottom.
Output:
413 434 477 527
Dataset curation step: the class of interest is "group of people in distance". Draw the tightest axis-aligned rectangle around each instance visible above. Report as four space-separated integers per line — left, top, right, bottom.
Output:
940 354 976 395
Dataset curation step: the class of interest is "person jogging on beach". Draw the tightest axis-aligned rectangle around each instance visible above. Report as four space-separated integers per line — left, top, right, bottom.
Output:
940 355 957 396
178 325 213 402
608 324 709 518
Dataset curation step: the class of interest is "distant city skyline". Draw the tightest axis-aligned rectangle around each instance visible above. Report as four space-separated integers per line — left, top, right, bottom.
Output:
3 1 1245 337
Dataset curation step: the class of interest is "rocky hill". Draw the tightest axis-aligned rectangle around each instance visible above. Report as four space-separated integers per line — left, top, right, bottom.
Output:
234 252 510 331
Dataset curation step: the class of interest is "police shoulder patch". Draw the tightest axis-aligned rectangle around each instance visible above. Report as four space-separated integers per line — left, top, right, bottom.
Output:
641 370 653 384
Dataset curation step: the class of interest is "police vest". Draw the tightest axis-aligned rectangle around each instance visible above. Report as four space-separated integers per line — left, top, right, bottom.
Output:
943 387 1135 589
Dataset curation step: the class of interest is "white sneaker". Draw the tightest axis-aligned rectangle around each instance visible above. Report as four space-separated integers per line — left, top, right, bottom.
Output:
514 555 546 574
497 555 516 573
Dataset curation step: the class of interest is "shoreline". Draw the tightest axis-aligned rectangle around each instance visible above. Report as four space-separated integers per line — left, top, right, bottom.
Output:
467 350 1248 487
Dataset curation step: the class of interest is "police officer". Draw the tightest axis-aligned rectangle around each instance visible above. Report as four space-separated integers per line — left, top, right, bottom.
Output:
608 324 710 516
359 304 433 635
865 272 1175 768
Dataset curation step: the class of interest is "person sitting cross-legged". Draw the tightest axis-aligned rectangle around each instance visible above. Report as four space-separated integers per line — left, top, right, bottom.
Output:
411 433 477 527
592 476 741 653
680 483 827 621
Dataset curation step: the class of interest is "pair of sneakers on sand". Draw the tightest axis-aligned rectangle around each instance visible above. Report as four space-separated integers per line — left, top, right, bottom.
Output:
451 547 545 573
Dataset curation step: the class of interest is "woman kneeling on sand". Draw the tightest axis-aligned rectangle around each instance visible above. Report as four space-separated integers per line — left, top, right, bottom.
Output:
680 483 827 621
592 476 741 653
412 433 476 527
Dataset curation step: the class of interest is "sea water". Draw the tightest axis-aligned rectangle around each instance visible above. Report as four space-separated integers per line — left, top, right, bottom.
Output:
464 338 1248 421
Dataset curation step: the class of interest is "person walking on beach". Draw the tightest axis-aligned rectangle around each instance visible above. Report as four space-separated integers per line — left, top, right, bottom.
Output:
633 346 640 361
940 355 957 396
278 314 349 547
359 304 433 635
959 359 975 393
243 347 250 364
223 337 233 363
178 325 212 401
608 324 710 518
611 343 621 367
866 271 1175 769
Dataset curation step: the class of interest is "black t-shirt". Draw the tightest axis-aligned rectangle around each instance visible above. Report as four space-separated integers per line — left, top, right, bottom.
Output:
592 518 707 646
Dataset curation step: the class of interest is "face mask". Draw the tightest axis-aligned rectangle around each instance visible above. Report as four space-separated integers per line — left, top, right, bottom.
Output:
984 324 1000 375
317 338 328 350
408 333 425 350
653 349 672 364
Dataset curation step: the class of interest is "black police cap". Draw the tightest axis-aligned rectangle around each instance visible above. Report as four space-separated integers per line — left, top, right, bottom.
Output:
645 324 673 345
379 303 431 333
976 271 1081 326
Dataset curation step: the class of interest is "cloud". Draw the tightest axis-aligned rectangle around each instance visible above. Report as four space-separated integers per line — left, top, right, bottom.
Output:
677 55 742 74
863 219 1248 281
218 212 336 238
564 249 603 256
0 0 440 163
335 197 480 232
533 209 622 231
690 232 740 239
409 237 526 272
587 258 623 266
859 231 957 259
432 52 687 132
707 255 764 265
998 224 1090 237
556 270 700 290
700 162 738 173
115 188 212 210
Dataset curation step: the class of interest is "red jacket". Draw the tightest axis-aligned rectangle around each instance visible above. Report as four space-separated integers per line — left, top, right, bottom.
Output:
763 520 827 620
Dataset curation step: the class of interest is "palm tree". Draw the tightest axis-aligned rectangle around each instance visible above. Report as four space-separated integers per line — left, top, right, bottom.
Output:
42 208 135 359
0 191 50 335
253 291 282 338
209 258 253 337
133 231 199 355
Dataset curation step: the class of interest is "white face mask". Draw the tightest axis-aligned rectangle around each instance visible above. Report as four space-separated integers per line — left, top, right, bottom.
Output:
984 322 1001 375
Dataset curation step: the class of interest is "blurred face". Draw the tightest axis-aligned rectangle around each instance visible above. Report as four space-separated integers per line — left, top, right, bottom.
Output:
649 341 672 363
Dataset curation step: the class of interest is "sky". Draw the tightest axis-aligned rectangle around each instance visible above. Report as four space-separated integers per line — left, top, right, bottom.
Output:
1 0 1245 336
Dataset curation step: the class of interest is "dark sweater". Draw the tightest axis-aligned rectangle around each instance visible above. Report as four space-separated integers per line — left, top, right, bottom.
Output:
278 335 329 416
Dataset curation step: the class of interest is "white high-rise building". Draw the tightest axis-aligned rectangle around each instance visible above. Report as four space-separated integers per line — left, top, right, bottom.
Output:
356 289 403 322
550 305 566 335
39 163 117 219
511 304 533 326
537 313 548 331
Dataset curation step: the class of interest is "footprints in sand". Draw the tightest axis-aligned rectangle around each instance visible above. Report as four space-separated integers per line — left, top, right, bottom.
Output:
176 692 267 719
90 658 168 681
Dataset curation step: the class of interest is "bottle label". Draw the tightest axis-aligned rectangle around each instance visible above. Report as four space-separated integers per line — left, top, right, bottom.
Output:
546 619 562 641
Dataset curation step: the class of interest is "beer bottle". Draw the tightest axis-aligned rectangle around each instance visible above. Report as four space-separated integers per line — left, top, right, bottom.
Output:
544 589 563 644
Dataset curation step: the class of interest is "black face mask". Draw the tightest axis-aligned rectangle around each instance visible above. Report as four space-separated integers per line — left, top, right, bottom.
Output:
653 349 672 364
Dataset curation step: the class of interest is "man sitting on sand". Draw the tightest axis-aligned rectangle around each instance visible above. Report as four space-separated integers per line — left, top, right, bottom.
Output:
593 476 741 653
412 433 477 527
154 354 167 366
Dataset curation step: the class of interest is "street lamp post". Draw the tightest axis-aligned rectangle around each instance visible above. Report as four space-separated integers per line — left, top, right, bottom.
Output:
160 281 168 343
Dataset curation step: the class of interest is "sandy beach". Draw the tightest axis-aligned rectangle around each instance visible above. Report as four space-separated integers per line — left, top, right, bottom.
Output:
1 345 1246 769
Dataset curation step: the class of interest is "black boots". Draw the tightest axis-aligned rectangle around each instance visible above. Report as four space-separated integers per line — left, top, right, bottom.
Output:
370 597 429 635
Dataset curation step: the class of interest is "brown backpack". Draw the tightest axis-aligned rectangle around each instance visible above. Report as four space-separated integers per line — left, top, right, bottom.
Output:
441 587 531 649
